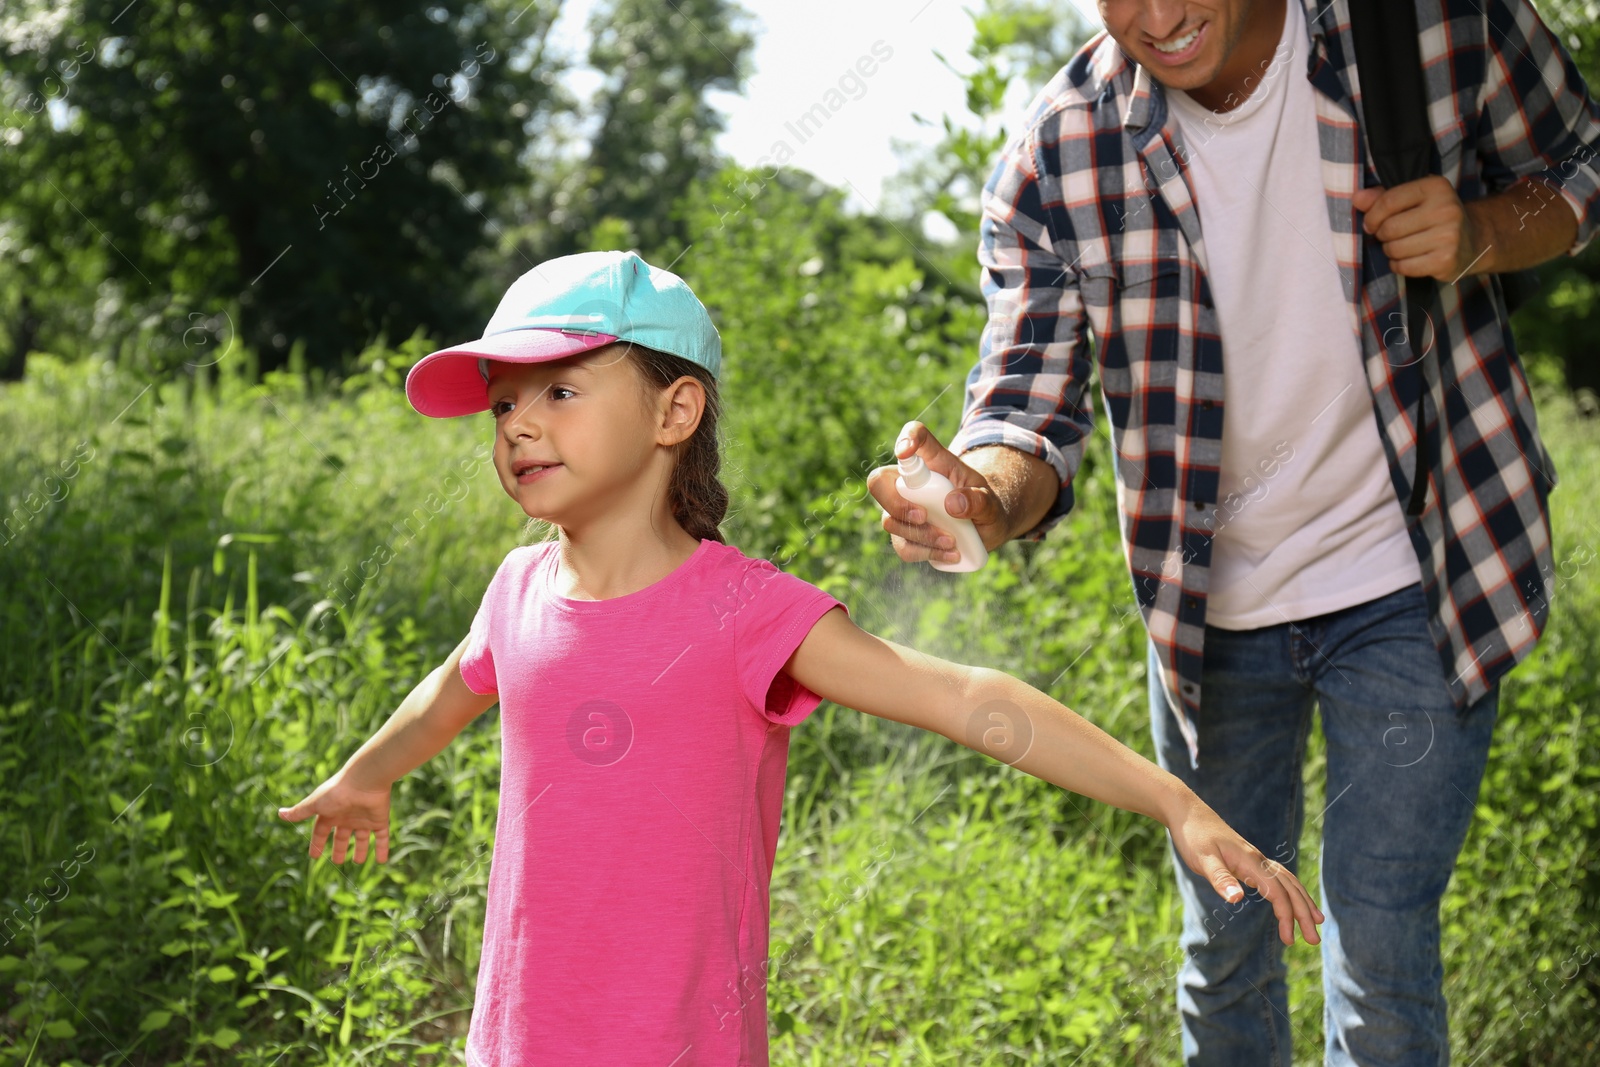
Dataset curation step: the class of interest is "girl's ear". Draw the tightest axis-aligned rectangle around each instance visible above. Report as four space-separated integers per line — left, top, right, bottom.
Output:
657 376 705 447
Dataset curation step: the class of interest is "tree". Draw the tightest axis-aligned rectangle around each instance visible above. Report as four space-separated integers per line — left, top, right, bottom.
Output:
0 0 566 373
889 0 1093 242
514 0 753 261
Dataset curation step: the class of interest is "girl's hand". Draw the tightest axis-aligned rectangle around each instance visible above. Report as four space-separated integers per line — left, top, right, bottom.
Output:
1166 792 1324 946
277 770 393 865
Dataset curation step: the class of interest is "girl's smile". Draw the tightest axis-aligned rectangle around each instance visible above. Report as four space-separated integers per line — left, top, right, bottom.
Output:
514 462 562 484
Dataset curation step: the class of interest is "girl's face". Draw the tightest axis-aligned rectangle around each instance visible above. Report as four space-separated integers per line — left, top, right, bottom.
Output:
483 345 702 527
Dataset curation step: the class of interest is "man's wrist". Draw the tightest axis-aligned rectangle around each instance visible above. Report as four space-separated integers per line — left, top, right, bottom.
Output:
1464 175 1579 277
961 442 1060 544
1462 199 1499 277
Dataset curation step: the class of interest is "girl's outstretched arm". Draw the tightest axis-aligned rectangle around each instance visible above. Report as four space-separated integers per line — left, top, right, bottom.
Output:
278 633 498 864
782 607 1324 946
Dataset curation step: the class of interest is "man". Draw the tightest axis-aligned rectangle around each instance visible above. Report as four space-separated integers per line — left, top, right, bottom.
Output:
868 0 1598 1063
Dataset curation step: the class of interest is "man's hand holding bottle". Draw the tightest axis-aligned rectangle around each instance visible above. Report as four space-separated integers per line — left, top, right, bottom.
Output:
868 419 1018 567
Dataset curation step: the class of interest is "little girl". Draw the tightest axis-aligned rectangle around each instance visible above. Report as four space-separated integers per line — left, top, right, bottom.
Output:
278 250 1322 1066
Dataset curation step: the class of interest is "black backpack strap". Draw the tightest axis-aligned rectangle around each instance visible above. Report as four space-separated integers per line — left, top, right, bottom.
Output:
1347 0 1542 516
1347 0 1434 190
1348 0 1439 517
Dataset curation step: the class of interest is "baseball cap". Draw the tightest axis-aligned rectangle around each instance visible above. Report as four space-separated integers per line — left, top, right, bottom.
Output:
404 249 722 418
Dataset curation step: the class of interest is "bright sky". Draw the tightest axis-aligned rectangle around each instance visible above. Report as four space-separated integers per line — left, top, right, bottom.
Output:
551 0 1105 212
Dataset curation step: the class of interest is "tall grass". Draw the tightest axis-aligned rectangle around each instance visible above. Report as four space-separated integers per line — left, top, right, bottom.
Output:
0 335 1596 1064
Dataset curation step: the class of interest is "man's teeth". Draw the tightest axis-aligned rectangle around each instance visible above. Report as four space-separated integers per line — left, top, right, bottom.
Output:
1153 25 1201 53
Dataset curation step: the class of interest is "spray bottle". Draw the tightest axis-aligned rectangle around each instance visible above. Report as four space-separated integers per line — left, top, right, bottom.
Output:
895 454 989 573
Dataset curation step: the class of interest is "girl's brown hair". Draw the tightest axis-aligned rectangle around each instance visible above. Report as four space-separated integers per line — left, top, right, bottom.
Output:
626 342 729 544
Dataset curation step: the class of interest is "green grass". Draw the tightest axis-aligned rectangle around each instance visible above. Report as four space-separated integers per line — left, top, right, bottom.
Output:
0 340 1596 1065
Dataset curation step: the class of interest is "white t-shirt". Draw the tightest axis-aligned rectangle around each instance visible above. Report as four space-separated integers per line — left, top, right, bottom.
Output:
1164 0 1421 629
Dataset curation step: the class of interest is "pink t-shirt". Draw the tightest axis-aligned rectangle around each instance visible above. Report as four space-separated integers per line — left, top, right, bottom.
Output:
457 536 847 1066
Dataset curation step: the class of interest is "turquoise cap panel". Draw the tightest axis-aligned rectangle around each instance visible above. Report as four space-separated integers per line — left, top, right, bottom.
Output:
484 250 721 379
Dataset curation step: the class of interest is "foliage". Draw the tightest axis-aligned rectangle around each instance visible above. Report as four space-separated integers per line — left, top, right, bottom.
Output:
565 0 754 254
889 0 1093 241
661 164 985 567
0 0 565 373
472 0 757 288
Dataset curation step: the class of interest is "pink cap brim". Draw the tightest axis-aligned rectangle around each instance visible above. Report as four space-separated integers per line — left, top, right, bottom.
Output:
404 329 621 418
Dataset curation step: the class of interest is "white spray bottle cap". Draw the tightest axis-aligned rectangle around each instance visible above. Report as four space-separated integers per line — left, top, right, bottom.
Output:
897 453 931 489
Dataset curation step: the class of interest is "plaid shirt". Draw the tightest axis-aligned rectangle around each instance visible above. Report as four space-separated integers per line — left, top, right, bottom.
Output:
949 0 1600 765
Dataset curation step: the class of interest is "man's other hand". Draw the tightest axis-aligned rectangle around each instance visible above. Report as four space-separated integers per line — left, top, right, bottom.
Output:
1353 175 1487 282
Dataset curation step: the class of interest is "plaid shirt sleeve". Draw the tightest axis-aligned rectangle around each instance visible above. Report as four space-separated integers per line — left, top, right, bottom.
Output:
1478 0 1600 256
948 129 1097 543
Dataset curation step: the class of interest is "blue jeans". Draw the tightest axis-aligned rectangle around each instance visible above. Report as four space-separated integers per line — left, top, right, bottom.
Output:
1147 581 1498 1066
